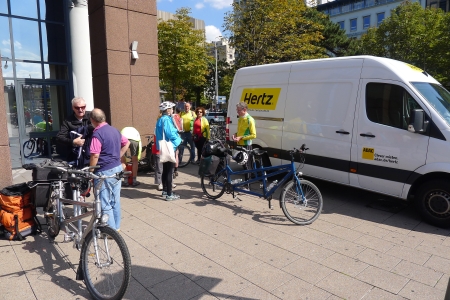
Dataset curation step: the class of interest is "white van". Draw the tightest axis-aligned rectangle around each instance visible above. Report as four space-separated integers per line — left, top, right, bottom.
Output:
226 56 450 227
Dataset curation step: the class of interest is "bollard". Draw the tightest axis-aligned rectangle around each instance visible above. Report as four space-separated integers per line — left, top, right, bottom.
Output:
126 163 133 185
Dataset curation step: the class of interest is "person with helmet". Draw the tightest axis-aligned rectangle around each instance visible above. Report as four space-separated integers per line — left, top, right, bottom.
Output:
155 101 182 201
120 127 141 187
232 101 257 187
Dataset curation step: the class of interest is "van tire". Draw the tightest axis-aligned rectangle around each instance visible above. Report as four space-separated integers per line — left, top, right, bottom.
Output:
416 180 450 228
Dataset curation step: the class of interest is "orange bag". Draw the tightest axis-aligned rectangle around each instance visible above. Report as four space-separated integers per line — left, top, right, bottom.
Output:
0 183 40 241
0 207 38 241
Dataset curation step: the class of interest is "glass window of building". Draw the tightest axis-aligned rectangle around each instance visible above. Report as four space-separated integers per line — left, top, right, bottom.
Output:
330 6 340 15
439 0 447 10
11 18 41 61
377 12 385 26
363 15 370 29
0 0 7 14
338 21 345 30
350 18 357 31
342 4 351 13
10 0 38 19
366 0 375 7
0 16 11 58
354 1 364 10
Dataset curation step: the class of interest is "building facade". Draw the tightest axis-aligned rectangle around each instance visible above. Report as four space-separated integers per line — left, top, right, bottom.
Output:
0 0 160 188
157 10 205 30
317 0 425 38
209 38 235 66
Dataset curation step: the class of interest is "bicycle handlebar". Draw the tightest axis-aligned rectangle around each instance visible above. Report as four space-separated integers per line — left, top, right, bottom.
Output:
44 165 131 180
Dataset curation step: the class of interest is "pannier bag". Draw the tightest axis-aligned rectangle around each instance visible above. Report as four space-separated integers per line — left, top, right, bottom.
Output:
28 160 69 208
198 155 223 177
0 183 40 241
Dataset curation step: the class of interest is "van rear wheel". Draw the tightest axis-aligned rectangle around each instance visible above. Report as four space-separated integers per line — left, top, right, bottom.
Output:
416 180 450 228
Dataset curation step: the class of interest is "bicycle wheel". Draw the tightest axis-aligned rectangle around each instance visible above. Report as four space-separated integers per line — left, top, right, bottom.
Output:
201 165 227 199
81 226 131 300
46 189 60 238
177 144 191 168
280 179 323 225
23 139 35 158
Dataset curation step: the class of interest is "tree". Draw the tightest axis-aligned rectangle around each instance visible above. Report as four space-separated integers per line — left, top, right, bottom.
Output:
224 0 326 69
304 9 359 57
359 1 450 84
158 8 209 101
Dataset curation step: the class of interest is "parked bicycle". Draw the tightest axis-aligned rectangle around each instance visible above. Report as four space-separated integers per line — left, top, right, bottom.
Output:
35 165 132 300
200 143 323 225
210 124 226 143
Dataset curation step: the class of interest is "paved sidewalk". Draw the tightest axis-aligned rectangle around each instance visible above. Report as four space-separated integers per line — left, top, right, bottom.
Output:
4 165 450 299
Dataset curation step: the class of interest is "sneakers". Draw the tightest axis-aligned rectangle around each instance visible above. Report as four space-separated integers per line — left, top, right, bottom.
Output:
173 171 179 177
157 184 163 191
172 183 177 189
122 181 130 187
132 181 140 187
166 194 180 201
162 191 167 196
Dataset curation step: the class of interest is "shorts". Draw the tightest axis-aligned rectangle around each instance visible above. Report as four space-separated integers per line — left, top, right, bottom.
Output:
129 140 139 157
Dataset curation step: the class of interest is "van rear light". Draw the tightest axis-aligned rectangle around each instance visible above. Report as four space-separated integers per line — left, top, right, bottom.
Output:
226 117 230 141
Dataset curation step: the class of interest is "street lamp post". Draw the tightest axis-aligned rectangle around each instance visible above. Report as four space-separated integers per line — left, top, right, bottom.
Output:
214 40 219 111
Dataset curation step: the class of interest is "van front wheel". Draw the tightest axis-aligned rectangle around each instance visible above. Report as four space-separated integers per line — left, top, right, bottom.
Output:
416 180 450 228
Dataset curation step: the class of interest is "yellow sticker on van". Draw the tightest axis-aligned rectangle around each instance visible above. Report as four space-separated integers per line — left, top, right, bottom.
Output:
406 63 423 72
362 147 375 160
240 88 281 110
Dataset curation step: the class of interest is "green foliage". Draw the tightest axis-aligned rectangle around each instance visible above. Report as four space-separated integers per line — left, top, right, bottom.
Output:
224 0 327 68
359 1 450 84
158 8 209 101
305 9 359 57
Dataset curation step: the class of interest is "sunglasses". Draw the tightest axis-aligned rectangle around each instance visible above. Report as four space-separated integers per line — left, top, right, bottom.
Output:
74 106 86 110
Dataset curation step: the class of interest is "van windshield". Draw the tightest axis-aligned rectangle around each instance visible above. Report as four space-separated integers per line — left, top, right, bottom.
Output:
411 82 450 125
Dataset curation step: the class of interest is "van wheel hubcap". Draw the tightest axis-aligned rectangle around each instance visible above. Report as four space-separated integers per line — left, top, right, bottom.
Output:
426 190 450 217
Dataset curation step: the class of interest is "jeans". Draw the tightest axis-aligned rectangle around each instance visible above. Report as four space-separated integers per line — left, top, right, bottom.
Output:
154 154 163 185
180 131 195 162
94 164 123 230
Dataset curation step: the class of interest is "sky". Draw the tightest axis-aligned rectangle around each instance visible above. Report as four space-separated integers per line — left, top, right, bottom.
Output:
156 0 233 42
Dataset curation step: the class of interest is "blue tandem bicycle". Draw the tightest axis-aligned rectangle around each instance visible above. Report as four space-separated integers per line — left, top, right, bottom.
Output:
200 143 323 225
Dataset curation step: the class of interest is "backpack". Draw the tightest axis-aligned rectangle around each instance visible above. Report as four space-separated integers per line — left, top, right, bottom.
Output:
0 183 41 241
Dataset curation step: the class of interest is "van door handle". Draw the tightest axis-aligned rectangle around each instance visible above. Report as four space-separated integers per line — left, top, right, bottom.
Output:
360 133 376 138
336 130 350 135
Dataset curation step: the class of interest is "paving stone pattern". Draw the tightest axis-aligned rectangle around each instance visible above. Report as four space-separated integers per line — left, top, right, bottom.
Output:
6 165 450 299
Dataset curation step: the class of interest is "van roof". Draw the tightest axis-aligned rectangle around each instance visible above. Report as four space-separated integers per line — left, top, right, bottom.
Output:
236 56 439 85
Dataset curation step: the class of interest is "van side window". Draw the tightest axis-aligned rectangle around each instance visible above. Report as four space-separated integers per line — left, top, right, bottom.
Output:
366 83 422 130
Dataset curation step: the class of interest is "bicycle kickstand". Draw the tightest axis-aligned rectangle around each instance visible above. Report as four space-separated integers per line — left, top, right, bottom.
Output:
267 196 273 210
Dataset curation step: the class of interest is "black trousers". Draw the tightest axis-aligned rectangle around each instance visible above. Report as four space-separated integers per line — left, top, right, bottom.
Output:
194 137 206 161
162 161 174 195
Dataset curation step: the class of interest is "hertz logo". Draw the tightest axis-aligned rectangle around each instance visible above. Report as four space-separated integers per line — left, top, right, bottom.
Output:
362 147 375 160
240 88 281 110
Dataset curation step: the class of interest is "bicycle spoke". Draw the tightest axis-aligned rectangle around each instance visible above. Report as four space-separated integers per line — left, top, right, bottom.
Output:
281 180 323 225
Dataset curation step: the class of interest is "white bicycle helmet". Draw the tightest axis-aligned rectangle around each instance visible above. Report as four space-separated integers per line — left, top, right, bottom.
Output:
159 101 176 111
232 151 248 165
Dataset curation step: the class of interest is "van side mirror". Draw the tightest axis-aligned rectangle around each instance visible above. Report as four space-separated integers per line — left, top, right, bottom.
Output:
408 109 428 133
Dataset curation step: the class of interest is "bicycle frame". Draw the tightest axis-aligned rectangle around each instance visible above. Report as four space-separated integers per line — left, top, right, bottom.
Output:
216 154 305 204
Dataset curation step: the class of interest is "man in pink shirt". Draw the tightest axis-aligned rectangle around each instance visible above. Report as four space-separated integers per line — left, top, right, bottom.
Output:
89 108 130 230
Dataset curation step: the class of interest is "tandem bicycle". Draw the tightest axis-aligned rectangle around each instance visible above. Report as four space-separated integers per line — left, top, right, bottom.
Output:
36 165 132 300
200 143 323 225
